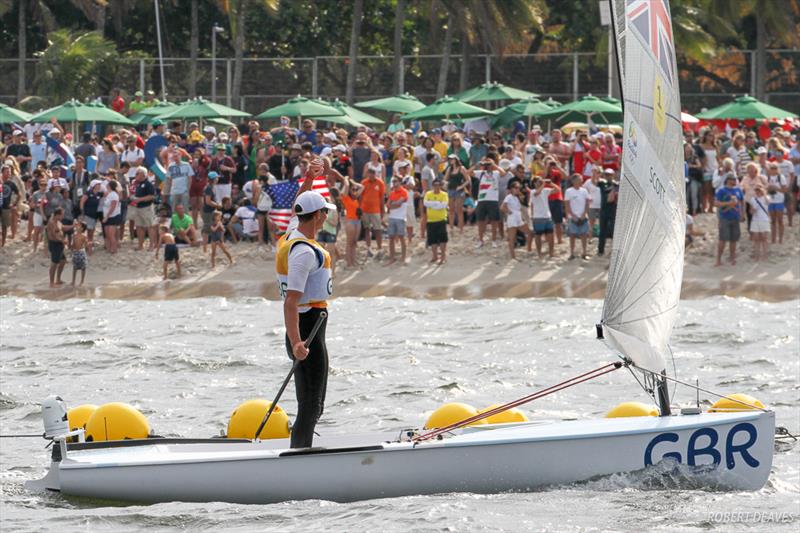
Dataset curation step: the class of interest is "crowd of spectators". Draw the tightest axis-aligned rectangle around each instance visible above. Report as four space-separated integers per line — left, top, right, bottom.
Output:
1 91 798 285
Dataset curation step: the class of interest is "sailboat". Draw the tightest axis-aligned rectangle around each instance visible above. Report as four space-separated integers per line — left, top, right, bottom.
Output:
26 1 775 504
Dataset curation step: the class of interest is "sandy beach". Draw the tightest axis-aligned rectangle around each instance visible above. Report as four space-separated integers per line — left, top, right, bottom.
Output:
1 213 798 301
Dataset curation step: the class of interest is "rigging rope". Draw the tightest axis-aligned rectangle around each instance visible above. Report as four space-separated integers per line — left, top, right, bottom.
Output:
413 362 624 443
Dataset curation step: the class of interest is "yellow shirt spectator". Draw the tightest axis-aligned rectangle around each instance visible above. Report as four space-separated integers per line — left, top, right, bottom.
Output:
424 190 449 223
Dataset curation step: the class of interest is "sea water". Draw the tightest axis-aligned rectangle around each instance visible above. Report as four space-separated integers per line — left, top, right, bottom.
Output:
1 296 798 532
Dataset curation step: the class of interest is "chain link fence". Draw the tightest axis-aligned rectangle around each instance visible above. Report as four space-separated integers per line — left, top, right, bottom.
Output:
1 50 798 117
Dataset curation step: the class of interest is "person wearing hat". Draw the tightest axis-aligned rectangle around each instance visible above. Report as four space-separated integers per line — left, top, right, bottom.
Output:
210 143 236 201
128 90 146 115
714 173 744 266
5 129 32 174
144 89 159 108
149 119 166 138
276 189 336 448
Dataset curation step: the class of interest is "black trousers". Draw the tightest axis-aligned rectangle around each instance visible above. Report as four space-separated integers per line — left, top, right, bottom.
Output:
598 206 617 255
285 307 328 448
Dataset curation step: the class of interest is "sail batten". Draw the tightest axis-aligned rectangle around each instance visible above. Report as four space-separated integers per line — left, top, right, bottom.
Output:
602 0 686 373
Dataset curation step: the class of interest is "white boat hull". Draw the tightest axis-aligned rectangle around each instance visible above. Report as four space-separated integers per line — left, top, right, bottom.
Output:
31 411 774 504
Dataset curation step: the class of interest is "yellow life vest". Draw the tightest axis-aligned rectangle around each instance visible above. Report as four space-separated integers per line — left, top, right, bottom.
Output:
275 231 332 309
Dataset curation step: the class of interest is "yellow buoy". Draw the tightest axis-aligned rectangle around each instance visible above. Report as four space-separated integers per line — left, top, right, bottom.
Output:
605 401 659 418
424 402 487 429
480 404 529 424
227 399 290 439
67 404 98 432
85 402 150 441
709 393 765 413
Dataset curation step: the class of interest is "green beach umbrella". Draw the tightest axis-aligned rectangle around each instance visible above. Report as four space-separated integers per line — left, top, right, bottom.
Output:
308 99 383 127
130 102 182 125
29 100 134 125
543 97 562 108
0 103 32 124
157 98 249 120
537 95 623 125
695 95 798 120
455 82 539 103
490 97 554 128
354 93 426 114
256 96 343 119
601 96 622 106
402 96 495 121
208 117 237 128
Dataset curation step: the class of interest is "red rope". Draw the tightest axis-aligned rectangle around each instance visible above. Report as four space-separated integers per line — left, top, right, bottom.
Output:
413 361 623 442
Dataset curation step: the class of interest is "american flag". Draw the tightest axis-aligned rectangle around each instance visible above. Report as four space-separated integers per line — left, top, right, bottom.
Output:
267 176 330 232
627 0 675 84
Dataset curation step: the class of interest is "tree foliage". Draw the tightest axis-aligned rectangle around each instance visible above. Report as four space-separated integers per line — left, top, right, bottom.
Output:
33 29 119 103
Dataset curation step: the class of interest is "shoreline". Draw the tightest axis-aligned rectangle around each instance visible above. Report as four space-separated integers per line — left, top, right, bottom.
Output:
2 257 797 302
2 213 798 302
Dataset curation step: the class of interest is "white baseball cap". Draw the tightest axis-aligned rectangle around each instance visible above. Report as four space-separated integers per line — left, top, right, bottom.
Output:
203 126 216 134
12 129 23 136
323 132 337 141
320 146 332 157
333 144 347 152
293 191 336 215
498 159 512 170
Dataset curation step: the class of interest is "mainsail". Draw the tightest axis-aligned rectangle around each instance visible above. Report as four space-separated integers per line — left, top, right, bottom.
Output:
601 0 686 373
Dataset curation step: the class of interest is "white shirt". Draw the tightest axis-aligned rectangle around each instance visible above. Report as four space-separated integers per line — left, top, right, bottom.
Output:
234 206 259 235
102 191 121 218
749 196 770 222
285 229 322 293
564 186 589 218
584 180 601 209
475 170 500 202
121 148 144 177
503 194 521 216
531 187 553 219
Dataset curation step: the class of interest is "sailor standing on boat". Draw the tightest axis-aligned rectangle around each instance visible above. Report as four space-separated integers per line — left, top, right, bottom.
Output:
277 162 335 448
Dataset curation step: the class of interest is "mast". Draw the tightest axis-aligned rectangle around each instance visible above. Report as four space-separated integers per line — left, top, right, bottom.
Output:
604 0 683 417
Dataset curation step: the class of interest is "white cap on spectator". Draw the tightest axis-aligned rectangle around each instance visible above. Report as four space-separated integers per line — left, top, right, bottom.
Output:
293 191 336 215
218 132 229 141
756 146 767 154
603 168 615 174
323 132 337 141
12 129 23 136
499 159 512 170
333 144 347 152
320 146 332 157
203 126 216 134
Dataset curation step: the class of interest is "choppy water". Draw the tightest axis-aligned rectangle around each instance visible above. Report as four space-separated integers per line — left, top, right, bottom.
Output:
1 296 798 532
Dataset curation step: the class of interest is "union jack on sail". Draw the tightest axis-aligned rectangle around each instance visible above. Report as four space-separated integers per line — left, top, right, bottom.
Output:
626 0 675 84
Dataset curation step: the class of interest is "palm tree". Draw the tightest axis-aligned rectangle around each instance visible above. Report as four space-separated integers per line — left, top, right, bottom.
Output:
1 0 58 102
437 0 545 96
707 0 799 99
17 1 25 102
189 0 198 97
34 30 119 105
346 0 365 103
392 0 407 94
70 0 108 35
218 0 279 106
436 12 455 98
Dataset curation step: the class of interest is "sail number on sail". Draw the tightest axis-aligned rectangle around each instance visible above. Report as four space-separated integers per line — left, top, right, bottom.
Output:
644 422 760 469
